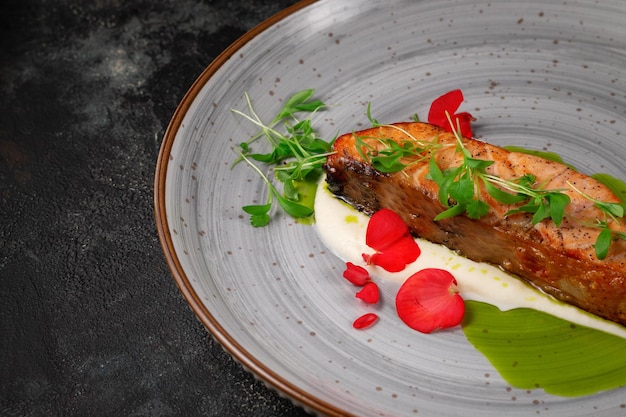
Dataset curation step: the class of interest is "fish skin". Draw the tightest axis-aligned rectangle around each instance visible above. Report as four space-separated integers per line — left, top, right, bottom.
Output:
324 121 626 326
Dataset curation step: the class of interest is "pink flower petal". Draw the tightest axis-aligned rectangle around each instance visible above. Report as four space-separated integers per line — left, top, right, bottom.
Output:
365 208 410 251
395 268 465 333
343 262 371 286
428 89 463 125
355 282 380 304
353 313 379 329
363 209 421 272
427 89 474 138
366 236 420 272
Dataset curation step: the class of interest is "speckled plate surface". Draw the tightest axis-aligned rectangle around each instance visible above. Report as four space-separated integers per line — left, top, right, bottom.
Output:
154 0 626 415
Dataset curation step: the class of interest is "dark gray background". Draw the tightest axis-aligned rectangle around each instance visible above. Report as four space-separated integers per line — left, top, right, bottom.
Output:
0 1 314 416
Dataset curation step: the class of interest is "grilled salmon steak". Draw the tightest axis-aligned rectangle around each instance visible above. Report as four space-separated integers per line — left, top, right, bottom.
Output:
324 121 626 326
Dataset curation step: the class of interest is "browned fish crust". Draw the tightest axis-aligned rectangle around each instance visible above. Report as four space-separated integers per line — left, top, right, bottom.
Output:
324 122 626 326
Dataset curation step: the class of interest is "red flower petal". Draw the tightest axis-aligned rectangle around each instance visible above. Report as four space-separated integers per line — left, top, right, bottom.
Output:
428 89 463 125
451 111 474 138
365 236 420 272
427 89 473 138
355 282 380 304
363 209 421 272
365 208 410 251
343 262 371 286
395 268 465 334
353 313 379 329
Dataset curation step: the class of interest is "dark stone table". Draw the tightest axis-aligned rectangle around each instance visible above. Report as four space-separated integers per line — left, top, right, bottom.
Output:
0 1 313 415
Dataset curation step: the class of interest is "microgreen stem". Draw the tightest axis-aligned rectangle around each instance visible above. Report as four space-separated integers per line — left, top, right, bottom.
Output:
230 89 332 226
566 180 626 259
430 112 625 258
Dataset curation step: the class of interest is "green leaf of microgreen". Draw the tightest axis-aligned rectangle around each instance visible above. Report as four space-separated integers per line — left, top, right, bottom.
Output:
568 180 625 223
566 180 626 258
531 199 551 224
372 156 405 173
545 192 570 226
272 89 325 123
592 173 626 212
370 141 412 172
242 203 272 215
483 180 528 205
293 99 326 113
242 201 272 227
516 174 537 189
282 179 300 201
434 201 467 221
249 213 271 227
464 156 494 171
448 175 475 204
466 199 491 219
274 169 291 183
435 172 456 207
438 167 464 207
426 157 443 182
354 135 430 174
594 226 613 260
274 191 314 218
595 201 624 218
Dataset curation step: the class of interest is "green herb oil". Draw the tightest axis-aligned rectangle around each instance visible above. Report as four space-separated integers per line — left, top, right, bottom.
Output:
462 148 626 397
462 301 626 396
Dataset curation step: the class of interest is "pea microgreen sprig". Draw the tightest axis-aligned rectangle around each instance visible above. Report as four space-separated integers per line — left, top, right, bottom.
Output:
362 109 625 260
567 181 626 259
233 89 626 259
354 129 442 174
353 104 440 174
430 114 626 259
231 89 334 227
236 152 314 227
428 116 573 225
355 136 430 173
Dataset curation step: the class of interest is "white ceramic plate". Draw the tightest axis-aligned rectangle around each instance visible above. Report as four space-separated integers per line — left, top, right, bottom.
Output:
155 1 626 415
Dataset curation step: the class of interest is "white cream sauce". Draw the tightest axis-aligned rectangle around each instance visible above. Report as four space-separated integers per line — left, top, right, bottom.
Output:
314 179 626 339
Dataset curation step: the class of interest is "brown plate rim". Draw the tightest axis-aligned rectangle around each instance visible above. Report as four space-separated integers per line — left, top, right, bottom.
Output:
153 0 351 415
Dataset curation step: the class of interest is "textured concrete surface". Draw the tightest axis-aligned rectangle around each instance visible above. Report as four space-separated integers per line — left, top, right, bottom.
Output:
0 1 312 416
